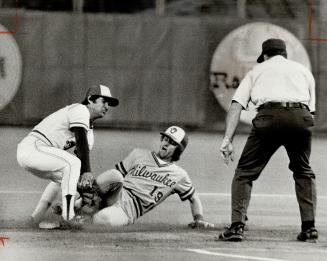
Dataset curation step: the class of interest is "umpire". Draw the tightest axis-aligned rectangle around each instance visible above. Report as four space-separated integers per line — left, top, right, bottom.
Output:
218 38 317 242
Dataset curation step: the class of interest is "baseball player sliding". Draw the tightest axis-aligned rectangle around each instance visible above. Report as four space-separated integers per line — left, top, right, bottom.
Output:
78 126 214 228
17 84 119 226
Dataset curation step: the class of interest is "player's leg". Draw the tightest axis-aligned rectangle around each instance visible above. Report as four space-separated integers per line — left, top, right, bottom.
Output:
31 181 61 223
231 129 281 224
96 169 124 207
93 205 129 226
284 113 317 241
220 126 281 241
285 135 316 222
18 139 81 221
59 157 81 221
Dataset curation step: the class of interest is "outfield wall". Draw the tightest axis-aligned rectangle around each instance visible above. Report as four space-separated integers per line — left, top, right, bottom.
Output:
0 10 325 131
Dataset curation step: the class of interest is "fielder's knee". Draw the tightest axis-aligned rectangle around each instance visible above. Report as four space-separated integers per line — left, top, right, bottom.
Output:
59 156 81 182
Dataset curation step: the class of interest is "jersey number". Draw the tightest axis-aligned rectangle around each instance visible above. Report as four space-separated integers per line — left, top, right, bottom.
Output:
149 186 163 202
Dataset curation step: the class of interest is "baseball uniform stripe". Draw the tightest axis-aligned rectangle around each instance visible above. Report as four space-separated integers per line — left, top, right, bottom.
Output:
124 187 142 218
124 186 159 217
116 162 127 176
115 163 120 172
33 140 74 195
31 130 53 146
179 186 195 201
151 152 170 167
70 122 89 130
141 201 155 213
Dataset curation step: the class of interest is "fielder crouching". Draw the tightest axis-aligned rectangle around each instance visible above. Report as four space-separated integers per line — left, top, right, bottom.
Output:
79 126 214 229
17 84 119 227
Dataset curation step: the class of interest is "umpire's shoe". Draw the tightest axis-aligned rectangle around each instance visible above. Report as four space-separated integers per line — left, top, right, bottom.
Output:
218 223 244 242
297 227 318 243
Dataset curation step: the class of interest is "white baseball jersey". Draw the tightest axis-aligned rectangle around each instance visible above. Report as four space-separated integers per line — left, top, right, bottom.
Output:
32 103 94 150
17 103 95 213
115 148 195 220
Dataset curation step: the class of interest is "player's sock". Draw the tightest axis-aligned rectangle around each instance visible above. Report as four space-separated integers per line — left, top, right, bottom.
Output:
62 194 75 220
32 182 61 223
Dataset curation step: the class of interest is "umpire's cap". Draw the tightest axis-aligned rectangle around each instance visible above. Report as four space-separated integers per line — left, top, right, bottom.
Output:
257 38 287 63
160 126 188 151
85 84 119 106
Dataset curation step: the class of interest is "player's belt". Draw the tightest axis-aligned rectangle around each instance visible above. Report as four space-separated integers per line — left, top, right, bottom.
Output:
258 102 309 111
29 130 53 146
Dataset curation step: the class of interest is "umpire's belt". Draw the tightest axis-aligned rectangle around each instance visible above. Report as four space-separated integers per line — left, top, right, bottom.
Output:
258 102 308 111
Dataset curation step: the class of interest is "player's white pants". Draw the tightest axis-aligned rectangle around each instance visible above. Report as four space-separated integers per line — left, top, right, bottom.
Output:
93 169 129 226
17 135 80 220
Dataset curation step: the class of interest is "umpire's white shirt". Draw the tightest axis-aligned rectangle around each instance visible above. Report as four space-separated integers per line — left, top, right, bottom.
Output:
232 55 316 113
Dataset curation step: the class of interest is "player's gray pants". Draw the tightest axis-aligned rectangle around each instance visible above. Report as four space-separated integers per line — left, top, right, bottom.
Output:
231 106 316 225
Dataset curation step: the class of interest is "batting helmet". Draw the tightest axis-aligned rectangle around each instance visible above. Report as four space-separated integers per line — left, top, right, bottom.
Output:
160 126 188 161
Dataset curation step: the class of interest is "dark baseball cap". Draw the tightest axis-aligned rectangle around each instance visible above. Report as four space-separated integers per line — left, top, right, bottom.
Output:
257 38 287 63
85 84 119 107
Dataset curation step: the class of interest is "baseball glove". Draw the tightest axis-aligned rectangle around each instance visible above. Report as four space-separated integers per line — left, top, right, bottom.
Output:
77 180 102 215
78 172 95 191
188 220 215 229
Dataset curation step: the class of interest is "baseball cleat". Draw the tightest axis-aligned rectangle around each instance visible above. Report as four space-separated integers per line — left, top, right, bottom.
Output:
38 215 89 230
38 221 61 230
297 227 318 243
218 223 244 242
224 223 249 231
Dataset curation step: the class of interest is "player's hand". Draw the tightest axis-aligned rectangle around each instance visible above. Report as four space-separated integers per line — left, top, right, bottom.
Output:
78 172 95 190
80 191 101 215
188 220 215 229
219 136 234 165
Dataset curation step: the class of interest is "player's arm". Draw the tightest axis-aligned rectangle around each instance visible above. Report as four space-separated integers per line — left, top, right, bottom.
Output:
176 173 214 228
307 71 316 116
219 101 243 165
187 192 214 229
189 191 203 220
71 127 94 187
224 101 243 142
220 72 251 164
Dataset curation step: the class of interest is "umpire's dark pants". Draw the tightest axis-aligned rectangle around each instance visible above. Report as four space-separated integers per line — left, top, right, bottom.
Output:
232 104 316 225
